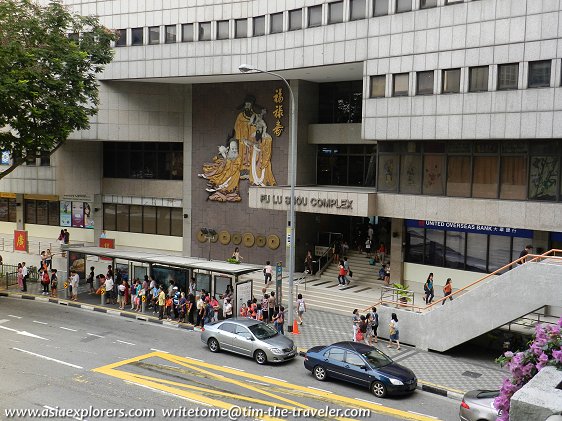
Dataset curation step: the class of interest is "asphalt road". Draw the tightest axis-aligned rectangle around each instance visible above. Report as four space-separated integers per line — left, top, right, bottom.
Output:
0 297 459 421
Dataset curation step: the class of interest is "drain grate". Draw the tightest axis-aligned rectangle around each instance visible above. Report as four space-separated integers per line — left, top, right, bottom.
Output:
462 371 482 379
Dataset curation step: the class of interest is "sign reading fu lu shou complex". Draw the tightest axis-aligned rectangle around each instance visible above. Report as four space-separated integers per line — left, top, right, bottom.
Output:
260 194 353 209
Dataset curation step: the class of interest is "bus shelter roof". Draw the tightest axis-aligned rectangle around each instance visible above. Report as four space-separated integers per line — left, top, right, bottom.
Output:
65 246 259 277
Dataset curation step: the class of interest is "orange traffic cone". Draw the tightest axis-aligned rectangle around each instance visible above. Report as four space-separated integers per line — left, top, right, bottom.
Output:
292 320 300 334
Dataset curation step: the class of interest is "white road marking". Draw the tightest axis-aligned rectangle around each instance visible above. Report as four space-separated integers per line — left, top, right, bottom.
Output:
60 327 78 332
0 319 9 324
86 333 104 338
150 348 169 353
33 321 48 325
264 375 287 382
246 380 269 386
116 340 136 346
124 381 212 406
7 315 22 319
223 366 245 372
185 356 203 361
13 348 83 369
0 325 49 340
43 405 85 421
355 398 382 405
307 386 332 393
408 411 438 419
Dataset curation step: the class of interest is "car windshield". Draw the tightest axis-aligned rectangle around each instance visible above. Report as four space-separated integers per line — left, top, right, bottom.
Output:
248 323 278 340
476 391 500 399
362 349 393 368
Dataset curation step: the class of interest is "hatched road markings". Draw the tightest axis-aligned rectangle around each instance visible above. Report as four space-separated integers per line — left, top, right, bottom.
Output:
92 351 444 421
13 348 83 369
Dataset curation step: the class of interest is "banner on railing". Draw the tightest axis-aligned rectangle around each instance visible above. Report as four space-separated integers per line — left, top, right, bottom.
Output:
13 230 28 252
99 238 115 261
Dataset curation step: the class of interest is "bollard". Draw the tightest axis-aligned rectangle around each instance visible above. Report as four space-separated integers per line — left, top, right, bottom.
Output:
141 295 147 313
100 288 106 305
64 281 69 300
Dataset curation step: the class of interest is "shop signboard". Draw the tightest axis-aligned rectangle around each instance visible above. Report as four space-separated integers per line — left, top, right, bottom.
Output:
14 230 28 252
406 220 533 238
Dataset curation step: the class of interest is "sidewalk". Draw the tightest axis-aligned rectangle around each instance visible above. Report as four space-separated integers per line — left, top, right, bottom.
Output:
0 281 508 400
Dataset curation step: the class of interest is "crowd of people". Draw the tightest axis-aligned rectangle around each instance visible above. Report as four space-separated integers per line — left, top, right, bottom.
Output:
351 307 400 350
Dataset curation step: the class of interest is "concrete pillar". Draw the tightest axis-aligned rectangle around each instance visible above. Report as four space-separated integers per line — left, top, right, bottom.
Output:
182 85 193 257
15 193 24 230
389 218 405 285
92 193 103 244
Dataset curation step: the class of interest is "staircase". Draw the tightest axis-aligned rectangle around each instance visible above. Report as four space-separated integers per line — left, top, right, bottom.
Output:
320 250 386 286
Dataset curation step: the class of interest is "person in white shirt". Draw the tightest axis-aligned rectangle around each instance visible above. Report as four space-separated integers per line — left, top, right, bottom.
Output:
223 298 233 319
21 262 28 292
263 261 272 286
104 276 114 304
71 271 80 301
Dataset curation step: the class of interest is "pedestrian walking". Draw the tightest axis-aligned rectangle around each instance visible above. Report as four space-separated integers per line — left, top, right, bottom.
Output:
157 287 166 320
263 261 272 286
338 260 346 286
40 267 50 295
21 261 28 292
188 293 196 324
117 282 126 309
87 266 95 294
210 295 220 323
442 278 454 305
70 270 79 301
105 273 114 304
261 292 269 323
518 244 533 264
50 269 58 298
343 257 351 285
45 249 53 270
424 273 435 304
17 263 23 290
273 306 285 334
296 293 306 325
365 238 372 259
365 313 373 345
383 263 390 285
304 250 313 275
388 313 400 350
352 309 360 342
332 238 342 264
370 307 379 344
357 315 367 343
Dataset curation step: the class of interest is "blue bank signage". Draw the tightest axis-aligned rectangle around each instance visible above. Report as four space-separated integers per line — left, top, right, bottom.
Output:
406 219 533 238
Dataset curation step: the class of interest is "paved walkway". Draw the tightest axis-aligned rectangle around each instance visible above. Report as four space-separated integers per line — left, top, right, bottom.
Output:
1 281 509 400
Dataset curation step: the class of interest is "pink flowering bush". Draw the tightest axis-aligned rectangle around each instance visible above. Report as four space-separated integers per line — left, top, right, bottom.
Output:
494 317 562 420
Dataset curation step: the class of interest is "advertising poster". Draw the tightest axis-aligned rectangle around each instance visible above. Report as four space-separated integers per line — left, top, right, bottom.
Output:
68 251 86 280
84 203 94 229
60 201 72 227
1 151 10 165
71 202 84 228
115 263 129 282
153 265 188 291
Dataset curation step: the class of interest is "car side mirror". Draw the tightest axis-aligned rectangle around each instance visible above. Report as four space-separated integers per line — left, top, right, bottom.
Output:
360 365 368 370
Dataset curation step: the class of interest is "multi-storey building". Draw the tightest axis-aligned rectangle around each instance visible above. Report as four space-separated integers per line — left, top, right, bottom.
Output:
2 0 562 289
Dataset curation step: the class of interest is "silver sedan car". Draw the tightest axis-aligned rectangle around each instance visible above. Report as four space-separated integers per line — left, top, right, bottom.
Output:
200 318 297 364
460 390 500 421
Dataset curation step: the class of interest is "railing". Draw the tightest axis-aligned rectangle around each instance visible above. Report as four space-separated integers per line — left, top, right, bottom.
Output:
365 249 562 313
0 234 62 257
379 285 416 310
316 242 336 276
505 306 559 332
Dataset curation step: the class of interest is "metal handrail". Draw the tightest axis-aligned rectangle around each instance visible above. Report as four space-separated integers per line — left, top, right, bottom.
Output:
365 249 562 313
316 240 337 276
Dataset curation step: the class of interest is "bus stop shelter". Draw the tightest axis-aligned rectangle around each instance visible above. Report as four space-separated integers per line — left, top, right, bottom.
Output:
65 245 259 313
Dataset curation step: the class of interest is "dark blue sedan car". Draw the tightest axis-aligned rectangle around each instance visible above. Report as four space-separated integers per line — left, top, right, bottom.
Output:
304 341 417 398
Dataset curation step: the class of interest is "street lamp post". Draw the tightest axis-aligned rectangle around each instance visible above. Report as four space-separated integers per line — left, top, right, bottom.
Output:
238 64 297 332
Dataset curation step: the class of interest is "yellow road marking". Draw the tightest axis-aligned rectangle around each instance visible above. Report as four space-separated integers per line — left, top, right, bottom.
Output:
92 352 442 421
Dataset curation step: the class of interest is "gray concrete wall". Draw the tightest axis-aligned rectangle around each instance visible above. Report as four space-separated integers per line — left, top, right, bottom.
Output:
511 367 562 421
372 260 562 352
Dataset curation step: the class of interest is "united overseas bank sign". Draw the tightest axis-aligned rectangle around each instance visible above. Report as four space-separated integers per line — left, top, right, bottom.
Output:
248 186 377 217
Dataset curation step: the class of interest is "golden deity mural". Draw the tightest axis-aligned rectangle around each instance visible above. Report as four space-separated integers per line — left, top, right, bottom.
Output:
199 95 277 202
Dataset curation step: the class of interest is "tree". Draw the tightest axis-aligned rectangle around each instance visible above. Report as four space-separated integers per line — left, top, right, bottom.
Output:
0 0 117 178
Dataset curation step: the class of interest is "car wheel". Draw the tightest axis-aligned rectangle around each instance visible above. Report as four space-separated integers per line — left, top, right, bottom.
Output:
371 381 387 398
254 350 267 365
313 365 327 381
207 338 220 353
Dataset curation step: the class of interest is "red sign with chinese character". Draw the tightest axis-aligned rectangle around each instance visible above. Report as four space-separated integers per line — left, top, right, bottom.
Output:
14 230 28 252
99 238 115 261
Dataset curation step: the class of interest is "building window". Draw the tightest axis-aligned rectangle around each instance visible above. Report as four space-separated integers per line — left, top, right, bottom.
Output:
143 206 157 234
130 205 143 233
420 0 437 8
182 24 193 42
308 5 323 27
328 1 344 24
157 207 171 236
253 16 265 36
40 151 50 166
500 156 527 200
199 22 211 41
393 73 409 97
131 27 143 46
0 198 16 223
416 71 434 95
103 204 181 236
115 29 127 47
373 0 389 16
318 81 363 123
289 9 302 31
235 19 247 38
317 145 377 187
469 66 489 92
165 25 177 43
400 154 422 194
103 204 116 231
447 155 471 197
217 20 229 40
171 208 183 237
442 68 461 93
529 140 560 200
350 0 366 21
270 13 283 34
103 142 183 180
396 0 412 13
423 153 446 195
370 75 386 98
472 143 499 198
498 63 519 90
528 60 551 88
24 200 60 226
148 26 159 44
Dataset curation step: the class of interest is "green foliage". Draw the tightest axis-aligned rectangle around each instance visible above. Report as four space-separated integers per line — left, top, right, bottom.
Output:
226 258 240 264
392 283 412 302
0 0 116 173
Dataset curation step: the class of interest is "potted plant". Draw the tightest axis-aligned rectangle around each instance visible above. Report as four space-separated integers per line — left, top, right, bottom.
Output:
226 257 240 264
392 283 411 307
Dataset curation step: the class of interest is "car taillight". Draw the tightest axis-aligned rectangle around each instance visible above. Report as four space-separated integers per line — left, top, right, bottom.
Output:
460 401 470 410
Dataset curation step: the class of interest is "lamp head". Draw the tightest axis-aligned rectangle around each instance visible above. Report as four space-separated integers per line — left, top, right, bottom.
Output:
238 64 256 73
